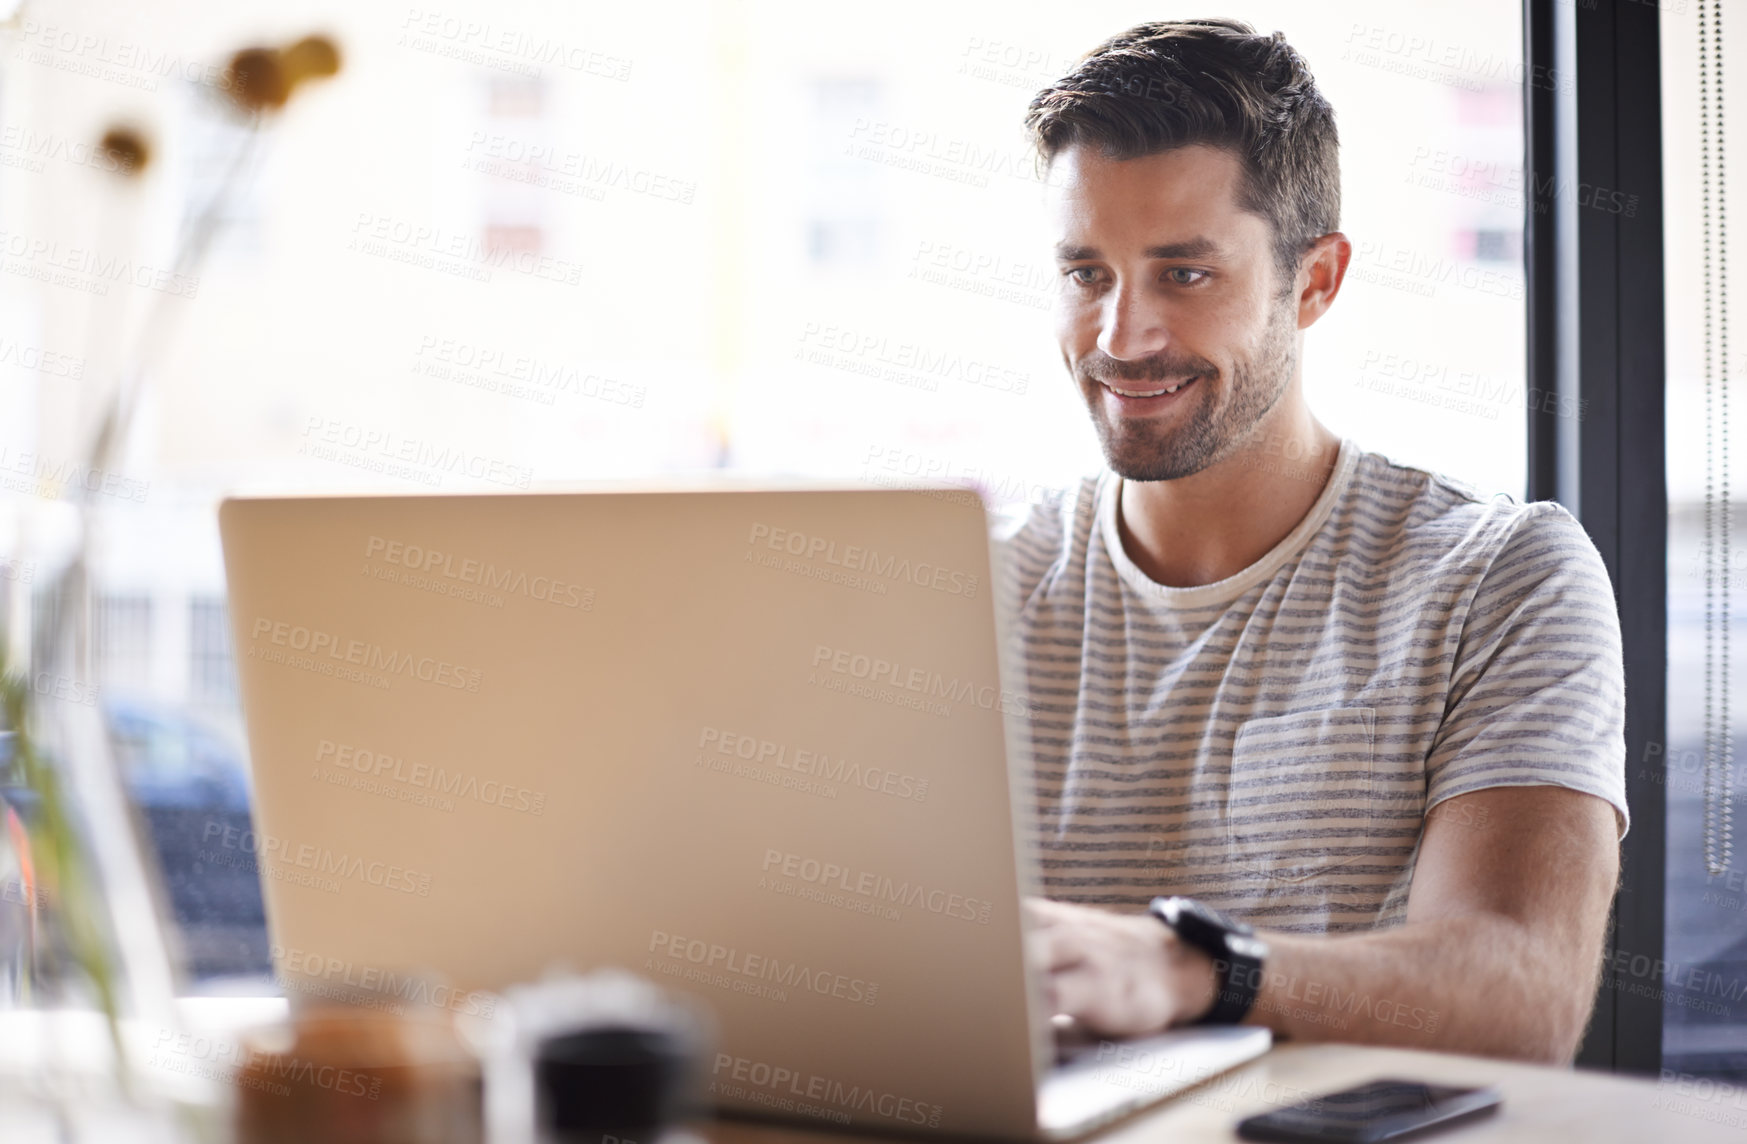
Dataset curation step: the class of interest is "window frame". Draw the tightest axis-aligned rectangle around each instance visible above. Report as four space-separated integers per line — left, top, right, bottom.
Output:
1524 0 1668 1074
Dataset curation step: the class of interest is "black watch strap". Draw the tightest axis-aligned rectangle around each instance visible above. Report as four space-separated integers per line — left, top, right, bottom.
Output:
1148 896 1266 1025
1200 945 1263 1025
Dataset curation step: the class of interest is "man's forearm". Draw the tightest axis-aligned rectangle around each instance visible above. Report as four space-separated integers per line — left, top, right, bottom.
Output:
1237 914 1601 1063
1031 794 1619 1059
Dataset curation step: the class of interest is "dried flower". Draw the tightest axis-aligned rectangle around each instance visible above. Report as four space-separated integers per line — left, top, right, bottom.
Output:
282 35 342 88
97 127 150 177
223 34 341 114
225 47 288 112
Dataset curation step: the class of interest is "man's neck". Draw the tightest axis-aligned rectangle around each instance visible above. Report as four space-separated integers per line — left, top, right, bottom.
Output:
1115 410 1343 589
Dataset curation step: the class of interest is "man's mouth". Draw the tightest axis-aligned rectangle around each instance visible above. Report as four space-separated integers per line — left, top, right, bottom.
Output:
1099 376 1200 401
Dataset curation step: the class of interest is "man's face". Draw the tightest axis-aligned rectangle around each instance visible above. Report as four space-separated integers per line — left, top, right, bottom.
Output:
1048 143 1301 481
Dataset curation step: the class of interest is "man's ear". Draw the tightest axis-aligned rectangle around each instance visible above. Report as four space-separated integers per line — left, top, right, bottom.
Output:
1295 232 1351 330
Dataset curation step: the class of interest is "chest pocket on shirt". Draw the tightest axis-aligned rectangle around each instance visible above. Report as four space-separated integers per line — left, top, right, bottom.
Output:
1224 706 1376 884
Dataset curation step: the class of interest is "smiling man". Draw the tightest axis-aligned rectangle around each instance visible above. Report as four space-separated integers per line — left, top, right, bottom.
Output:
998 19 1626 1063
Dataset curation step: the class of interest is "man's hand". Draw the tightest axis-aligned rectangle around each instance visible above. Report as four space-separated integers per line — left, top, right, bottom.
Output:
1024 897 1219 1038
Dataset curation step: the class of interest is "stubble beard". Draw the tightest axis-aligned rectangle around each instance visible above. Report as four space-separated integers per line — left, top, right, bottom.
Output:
1077 293 1300 483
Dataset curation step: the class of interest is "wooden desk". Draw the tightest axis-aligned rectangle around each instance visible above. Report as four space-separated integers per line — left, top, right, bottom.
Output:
3 1003 1741 1142
702 1041 1745 1144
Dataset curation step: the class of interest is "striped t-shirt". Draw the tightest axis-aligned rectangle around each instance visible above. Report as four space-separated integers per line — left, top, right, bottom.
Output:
989 436 1628 935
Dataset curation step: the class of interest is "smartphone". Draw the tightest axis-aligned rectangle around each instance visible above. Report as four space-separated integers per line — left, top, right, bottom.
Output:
1235 1078 1502 1143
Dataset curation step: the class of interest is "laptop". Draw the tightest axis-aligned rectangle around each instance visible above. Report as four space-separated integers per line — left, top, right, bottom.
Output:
217 481 1270 1140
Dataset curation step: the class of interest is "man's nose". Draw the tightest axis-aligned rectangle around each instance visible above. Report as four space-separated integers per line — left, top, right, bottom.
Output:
1096 282 1169 362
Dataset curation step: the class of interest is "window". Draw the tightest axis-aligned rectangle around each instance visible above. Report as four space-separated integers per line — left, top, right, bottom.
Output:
805 77 884 270
475 75 549 257
188 596 236 706
95 594 153 695
1661 0 1747 1083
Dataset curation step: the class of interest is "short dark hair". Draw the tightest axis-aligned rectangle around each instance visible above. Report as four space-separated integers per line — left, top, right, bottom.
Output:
1023 18 1340 284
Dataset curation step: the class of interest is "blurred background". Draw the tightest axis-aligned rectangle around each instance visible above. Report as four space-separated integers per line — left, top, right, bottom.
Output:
0 0 1733 1082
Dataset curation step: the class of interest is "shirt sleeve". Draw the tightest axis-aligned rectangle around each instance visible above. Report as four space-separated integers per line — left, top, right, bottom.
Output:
1424 501 1630 838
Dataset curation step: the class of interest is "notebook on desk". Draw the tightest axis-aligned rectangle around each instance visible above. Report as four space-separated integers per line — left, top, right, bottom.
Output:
218 480 1269 1140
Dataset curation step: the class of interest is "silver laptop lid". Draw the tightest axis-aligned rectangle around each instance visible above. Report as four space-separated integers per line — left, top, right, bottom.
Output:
220 484 1051 1138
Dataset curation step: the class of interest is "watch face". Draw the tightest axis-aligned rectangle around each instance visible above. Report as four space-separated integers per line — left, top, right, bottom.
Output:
1151 898 1218 956
1152 897 1253 948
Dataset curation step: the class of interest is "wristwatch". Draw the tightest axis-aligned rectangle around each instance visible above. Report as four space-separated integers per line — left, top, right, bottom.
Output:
1148 896 1269 1025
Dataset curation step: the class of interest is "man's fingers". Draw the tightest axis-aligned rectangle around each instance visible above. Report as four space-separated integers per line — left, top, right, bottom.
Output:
1023 907 1181 1038
1026 918 1087 973
1043 960 1110 1030
1026 921 1121 1028
1048 956 1170 1039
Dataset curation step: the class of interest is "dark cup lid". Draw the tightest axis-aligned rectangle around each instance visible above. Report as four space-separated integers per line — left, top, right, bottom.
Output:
533 1024 692 1139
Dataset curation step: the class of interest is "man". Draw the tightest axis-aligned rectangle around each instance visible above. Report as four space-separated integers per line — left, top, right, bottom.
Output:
999 19 1626 1064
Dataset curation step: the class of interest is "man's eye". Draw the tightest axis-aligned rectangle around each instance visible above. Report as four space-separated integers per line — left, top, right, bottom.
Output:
1063 267 1102 287
1166 268 1207 286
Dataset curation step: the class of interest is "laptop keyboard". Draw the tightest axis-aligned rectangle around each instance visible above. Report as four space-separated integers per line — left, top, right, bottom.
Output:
1036 1026 1274 1136
1050 1027 1109 1068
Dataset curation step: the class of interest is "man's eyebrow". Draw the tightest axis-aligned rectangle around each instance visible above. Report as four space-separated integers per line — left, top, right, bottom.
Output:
1053 237 1225 261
